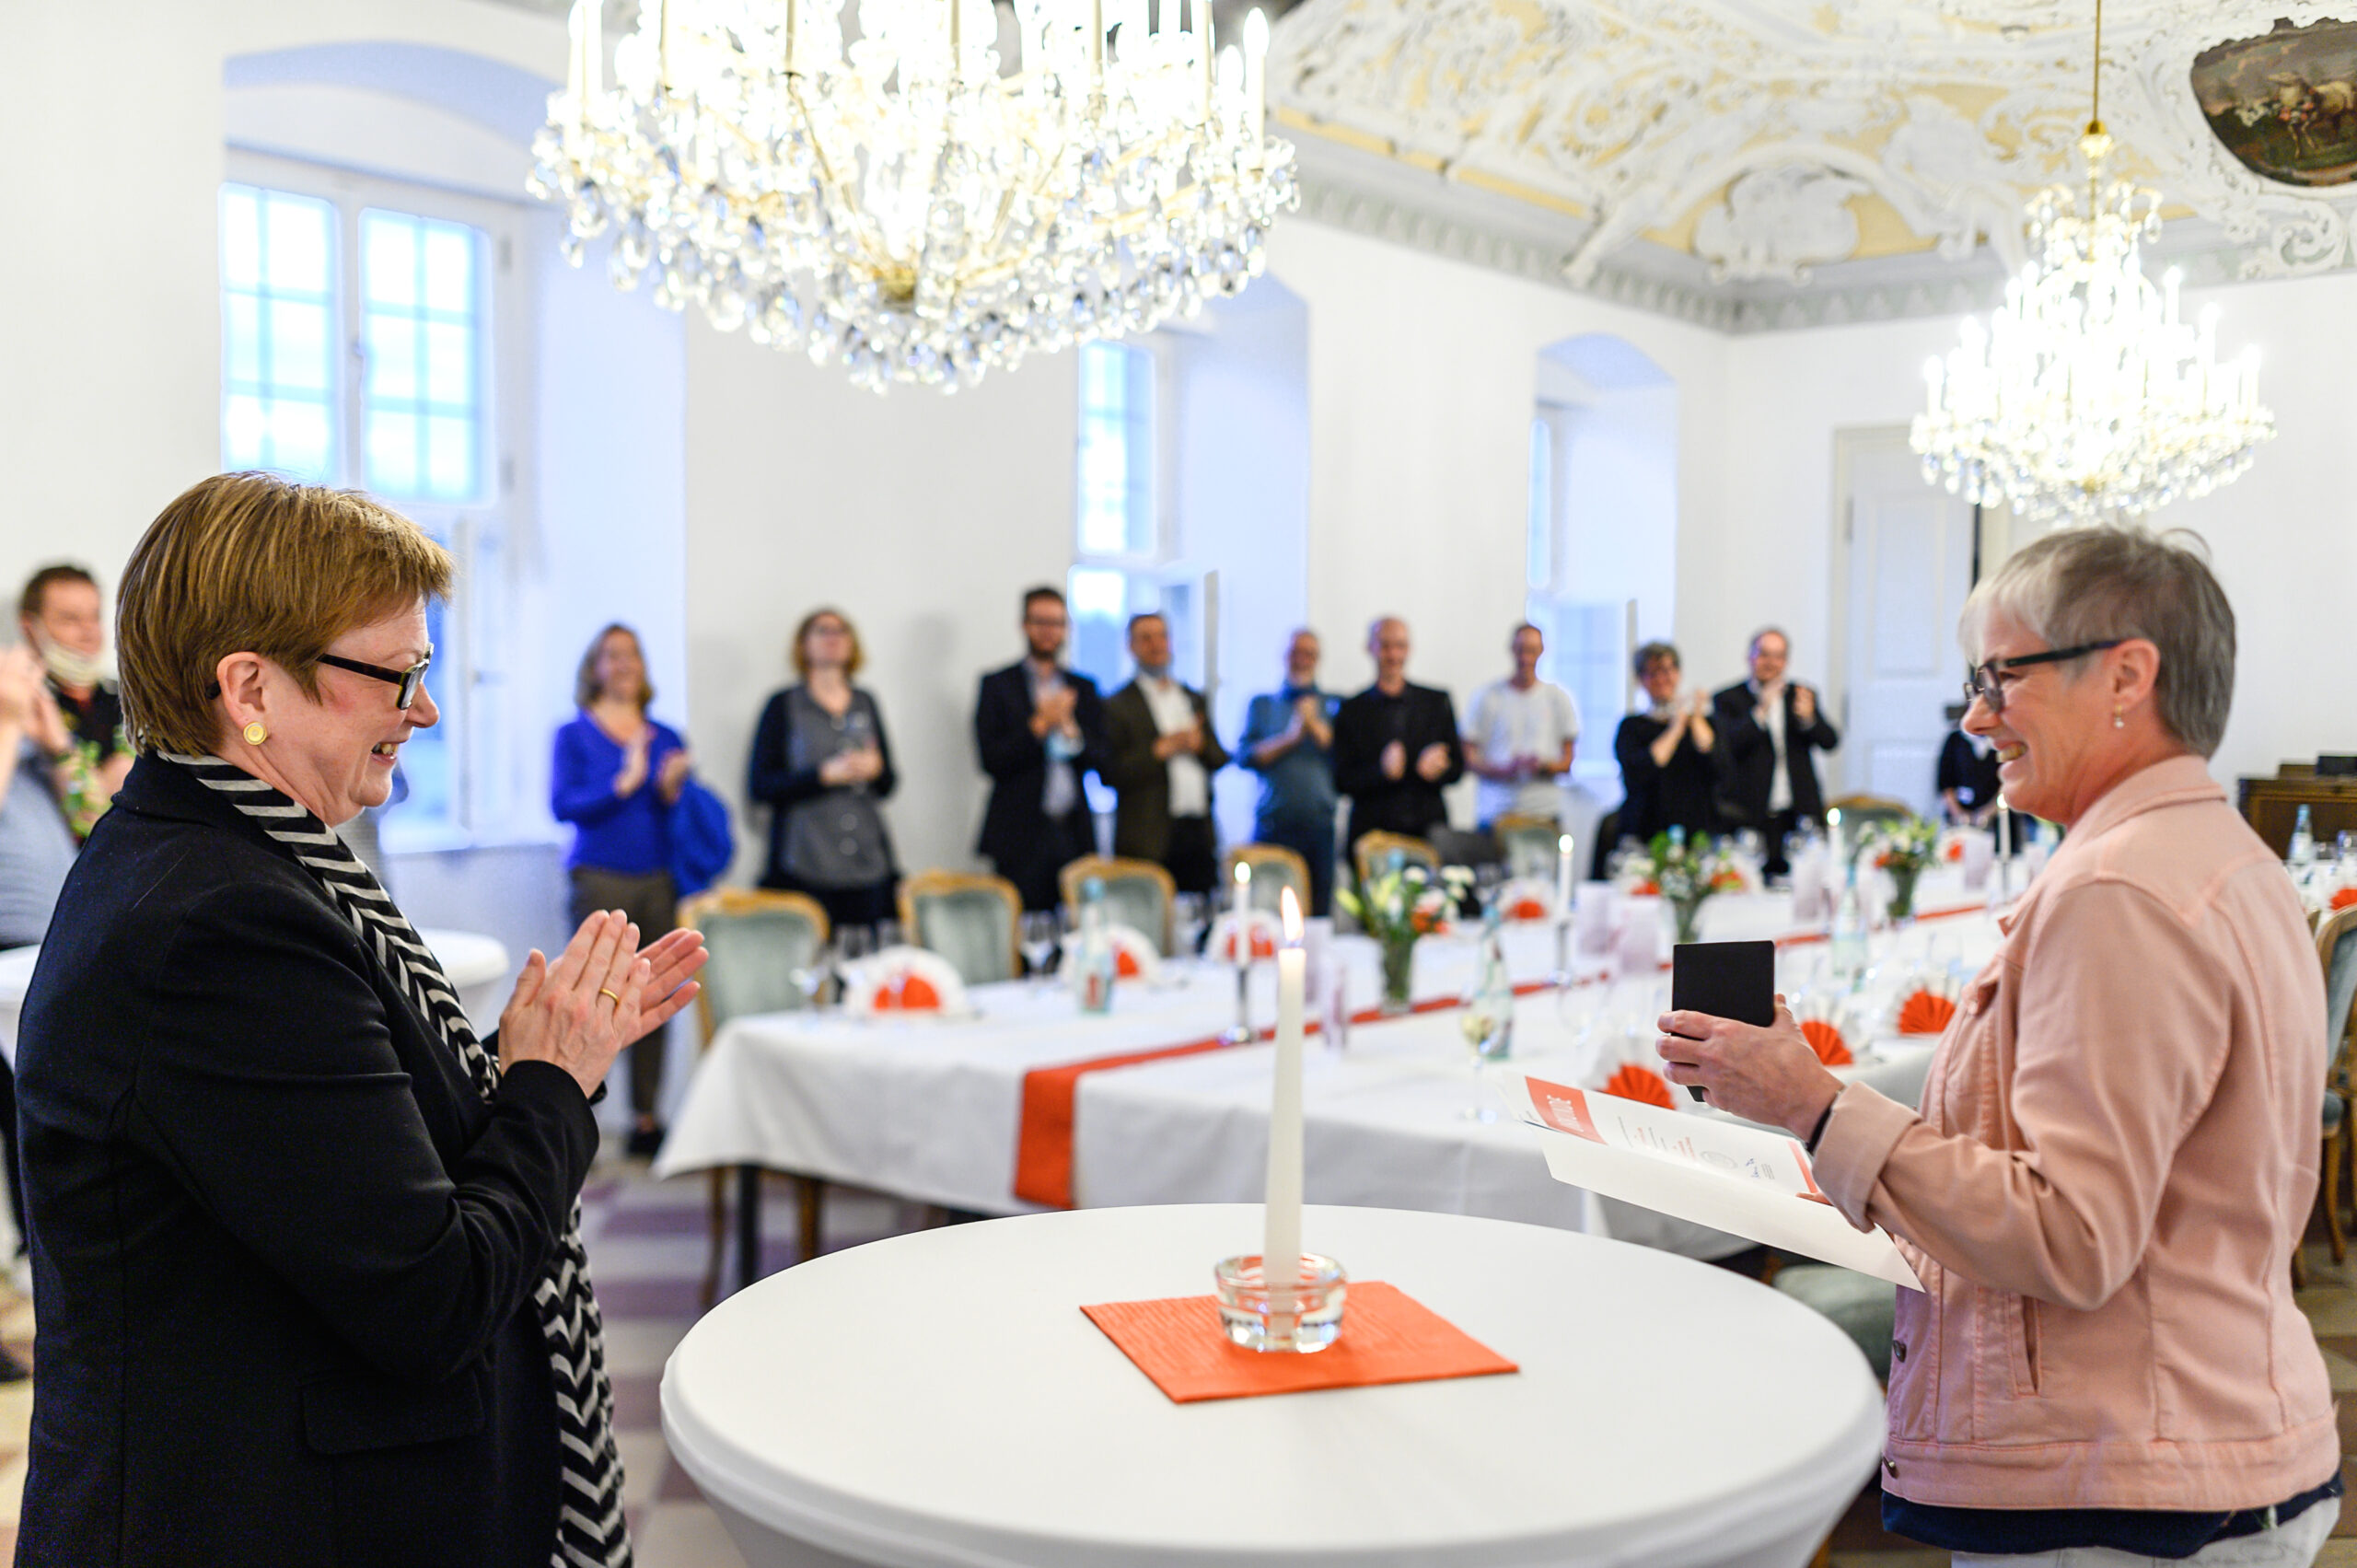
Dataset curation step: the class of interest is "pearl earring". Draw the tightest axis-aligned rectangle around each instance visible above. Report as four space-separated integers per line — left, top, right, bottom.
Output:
2112 708 2125 730
243 721 267 746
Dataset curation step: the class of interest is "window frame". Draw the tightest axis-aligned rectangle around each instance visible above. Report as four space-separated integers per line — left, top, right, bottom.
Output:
221 149 537 853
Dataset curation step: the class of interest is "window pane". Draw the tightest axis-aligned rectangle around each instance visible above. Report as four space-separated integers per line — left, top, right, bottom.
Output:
424 415 474 499
422 224 473 314
267 398 333 480
363 213 419 308
1527 417 1552 591
366 410 419 494
221 187 261 290
367 315 418 401
262 194 331 295
1075 341 1154 561
424 321 473 408
268 299 332 392
224 393 267 469
224 294 261 387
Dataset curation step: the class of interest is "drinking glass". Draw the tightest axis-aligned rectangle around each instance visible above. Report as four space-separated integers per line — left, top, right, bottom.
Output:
838 926 875 965
1173 892 1207 956
874 918 902 950
1457 989 1513 1121
1020 911 1062 981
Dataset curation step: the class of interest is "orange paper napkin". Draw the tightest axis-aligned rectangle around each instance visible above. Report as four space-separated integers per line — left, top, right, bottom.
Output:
1800 1017 1852 1066
1895 990 1956 1036
1602 1062 1677 1108
1081 1282 1517 1403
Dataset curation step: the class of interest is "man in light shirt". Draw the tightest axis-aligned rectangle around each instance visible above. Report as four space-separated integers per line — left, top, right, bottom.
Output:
1464 621 1580 830
1712 626 1840 876
1104 612 1231 896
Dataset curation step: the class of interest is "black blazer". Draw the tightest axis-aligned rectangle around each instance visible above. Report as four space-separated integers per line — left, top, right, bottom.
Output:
1102 679 1231 862
972 660 1109 864
14 758 598 1568
1711 680 1840 827
1330 682 1465 848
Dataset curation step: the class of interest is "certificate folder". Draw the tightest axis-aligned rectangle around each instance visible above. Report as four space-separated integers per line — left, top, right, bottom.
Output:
1509 1074 1923 1291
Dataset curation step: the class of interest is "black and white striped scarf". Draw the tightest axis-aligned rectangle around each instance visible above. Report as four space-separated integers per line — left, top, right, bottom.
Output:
165 754 630 1568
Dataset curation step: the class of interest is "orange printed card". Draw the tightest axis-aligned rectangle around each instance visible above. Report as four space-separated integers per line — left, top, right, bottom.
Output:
1080 1282 1517 1403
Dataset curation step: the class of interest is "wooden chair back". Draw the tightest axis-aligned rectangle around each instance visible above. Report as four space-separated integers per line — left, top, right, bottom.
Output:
1352 830 1438 888
1491 812 1565 882
898 871 1024 985
1220 842 1311 919
1060 856 1178 956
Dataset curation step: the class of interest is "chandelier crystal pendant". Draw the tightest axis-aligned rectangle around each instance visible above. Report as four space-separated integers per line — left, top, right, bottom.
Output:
1910 2 2272 524
528 0 1296 392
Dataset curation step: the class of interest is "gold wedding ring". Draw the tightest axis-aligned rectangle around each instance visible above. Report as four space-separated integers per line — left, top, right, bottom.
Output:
598 987 622 1005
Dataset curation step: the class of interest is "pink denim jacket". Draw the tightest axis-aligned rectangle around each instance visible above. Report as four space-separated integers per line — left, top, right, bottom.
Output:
1815 756 2338 1510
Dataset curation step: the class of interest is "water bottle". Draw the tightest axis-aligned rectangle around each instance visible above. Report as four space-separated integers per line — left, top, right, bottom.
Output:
1077 877 1116 1014
1829 856 1869 987
2290 805 2317 869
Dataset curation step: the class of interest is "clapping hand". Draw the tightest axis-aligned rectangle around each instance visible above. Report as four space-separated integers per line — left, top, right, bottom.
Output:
1793 684 1817 725
1414 742 1453 782
1379 739 1407 780
498 911 709 1098
656 749 692 804
822 746 884 786
1155 722 1202 761
615 733 651 796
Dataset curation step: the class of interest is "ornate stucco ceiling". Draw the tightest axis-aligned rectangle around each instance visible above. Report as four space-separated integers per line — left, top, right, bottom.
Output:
1269 0 2357 325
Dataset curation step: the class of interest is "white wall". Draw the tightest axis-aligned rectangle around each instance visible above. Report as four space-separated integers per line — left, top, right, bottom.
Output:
1719 270 2357 795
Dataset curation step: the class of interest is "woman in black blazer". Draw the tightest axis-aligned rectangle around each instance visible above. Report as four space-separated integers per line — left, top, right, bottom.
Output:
13 474 704 1568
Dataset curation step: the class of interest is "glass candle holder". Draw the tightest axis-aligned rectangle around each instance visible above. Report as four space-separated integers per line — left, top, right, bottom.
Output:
1213 1253 1347 1353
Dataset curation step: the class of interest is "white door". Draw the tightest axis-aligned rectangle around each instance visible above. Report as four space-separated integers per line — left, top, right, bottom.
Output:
1834 430 1977 819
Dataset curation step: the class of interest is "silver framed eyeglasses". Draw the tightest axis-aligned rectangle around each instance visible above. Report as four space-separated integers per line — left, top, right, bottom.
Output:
318 649 433 710
1962 640 2123 715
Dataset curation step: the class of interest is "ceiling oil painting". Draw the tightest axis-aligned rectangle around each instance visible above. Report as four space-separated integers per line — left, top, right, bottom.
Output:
2195 18 2357 189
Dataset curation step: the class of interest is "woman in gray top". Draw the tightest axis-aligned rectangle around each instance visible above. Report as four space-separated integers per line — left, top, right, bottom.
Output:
749 608 900 931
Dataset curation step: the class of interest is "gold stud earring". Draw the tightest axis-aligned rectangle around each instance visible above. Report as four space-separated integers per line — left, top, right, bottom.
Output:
2112 708 2125 730
242 720 268 746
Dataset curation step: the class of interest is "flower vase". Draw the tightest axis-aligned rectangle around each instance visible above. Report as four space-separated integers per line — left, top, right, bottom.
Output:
1670 897 1706 947
1888 866 1921 925
1379 938 1417 1016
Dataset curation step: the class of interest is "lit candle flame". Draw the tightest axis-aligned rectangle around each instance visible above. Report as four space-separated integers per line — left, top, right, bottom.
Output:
1280 885 1302 945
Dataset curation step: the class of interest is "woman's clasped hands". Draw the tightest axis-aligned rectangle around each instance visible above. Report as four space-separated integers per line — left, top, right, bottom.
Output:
498 910 709 1096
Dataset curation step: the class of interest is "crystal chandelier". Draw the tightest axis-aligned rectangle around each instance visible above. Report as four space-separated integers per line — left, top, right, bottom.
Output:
1910 1 2272 523
528 0 1296 392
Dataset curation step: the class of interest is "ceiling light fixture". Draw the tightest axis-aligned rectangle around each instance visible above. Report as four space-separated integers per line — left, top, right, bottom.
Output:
529 0 1295 393
1910 0 2272 523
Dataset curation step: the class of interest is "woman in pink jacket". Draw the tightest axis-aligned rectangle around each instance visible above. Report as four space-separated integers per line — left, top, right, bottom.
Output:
1661 527 2339 1565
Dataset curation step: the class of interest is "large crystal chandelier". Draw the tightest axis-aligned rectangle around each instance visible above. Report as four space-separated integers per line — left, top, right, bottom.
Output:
528 0 1296 392
1910 1 2272 523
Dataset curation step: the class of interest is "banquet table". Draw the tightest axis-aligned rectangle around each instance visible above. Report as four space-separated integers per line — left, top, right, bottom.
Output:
663 1202 1887 1568
0 927 512 1067
656 872 2000 1283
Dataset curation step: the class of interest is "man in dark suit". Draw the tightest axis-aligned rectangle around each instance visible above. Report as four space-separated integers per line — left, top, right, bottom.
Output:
1712 626 1840 875
1103 611 1230 895
973 586 1109 911
1331 616 1464 854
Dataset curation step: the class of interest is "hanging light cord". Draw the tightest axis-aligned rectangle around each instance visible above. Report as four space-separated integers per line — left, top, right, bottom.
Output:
2087 0 2103 135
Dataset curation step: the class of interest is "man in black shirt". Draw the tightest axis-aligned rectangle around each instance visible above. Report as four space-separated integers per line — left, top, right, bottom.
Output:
1331 617 1463 853
17 564 128 842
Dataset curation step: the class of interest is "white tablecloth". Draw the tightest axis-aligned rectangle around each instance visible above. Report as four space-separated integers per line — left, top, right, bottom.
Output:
0 927 511 1067
656 875 1996 1259
664 1203 1887 1568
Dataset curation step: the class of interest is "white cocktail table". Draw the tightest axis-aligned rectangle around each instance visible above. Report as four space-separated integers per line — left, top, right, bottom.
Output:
663 1202 1885 1568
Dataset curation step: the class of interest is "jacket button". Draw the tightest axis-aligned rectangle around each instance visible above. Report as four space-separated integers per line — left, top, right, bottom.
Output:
1892 1341 1906 1363
1883 1457 1898 1478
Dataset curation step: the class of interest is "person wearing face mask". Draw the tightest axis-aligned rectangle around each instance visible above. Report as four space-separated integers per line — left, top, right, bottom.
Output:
1104 611 1230 897
17 563 131 839
1612 641 1721 847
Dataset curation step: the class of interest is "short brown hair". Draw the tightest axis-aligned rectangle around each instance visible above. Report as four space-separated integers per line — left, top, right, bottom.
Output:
575 623 654 709
18 563 98 626
117 473 452 757
789 608 863 680
1633 640 1680 679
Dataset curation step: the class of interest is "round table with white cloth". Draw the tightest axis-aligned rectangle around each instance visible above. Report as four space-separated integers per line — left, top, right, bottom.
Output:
0 926 511 1068
663 1202 1886 1568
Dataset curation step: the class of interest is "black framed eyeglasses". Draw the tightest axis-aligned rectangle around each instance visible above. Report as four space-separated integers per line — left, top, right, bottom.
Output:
1962 640 2124 715
317 650 433 710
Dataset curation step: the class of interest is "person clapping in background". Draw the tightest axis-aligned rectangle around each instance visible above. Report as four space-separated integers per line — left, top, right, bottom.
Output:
1612 641 1720 849
749 608 900 934
1239 629 1341 915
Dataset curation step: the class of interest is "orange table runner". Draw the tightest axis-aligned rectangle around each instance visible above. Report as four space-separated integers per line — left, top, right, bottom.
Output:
1082 1281 1517 1402
1013 900 1990 1209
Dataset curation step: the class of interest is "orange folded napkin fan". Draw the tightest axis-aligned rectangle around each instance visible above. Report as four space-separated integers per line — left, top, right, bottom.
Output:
1800 1018 1852 1066
1081 1282 1517 1403
1895 989 1956 1036
2334 888 2357 912
872 973 942 1011
1602 1062 1677 1108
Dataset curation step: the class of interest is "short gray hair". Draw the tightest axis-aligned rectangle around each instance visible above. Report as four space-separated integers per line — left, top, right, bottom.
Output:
1959 527 2235 757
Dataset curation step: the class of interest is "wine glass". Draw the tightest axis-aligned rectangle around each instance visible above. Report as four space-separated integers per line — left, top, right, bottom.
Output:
838 926 875 966
1020 911 1062 982
873 918 902 951
1457 995 1513 1122
1172 892 1207 957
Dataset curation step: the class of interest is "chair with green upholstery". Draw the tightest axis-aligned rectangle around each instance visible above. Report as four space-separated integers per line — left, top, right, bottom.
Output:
1351 830 1439 889
1825 794 1912 835
677 888 830 1304
1492 812 1566 883
1771 1262 1895 1382
1062 856 1177 956
2311 904 2357 1272
1221 842 1311 919
899 871 1023 985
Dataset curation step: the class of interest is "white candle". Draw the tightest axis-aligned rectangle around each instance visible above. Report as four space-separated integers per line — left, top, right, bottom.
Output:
1556 832 1574 918
1263 888 1306 1308
1231 858 1251 964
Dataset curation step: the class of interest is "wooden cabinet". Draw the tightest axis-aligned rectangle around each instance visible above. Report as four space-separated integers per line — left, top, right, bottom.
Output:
2237 765 2357 858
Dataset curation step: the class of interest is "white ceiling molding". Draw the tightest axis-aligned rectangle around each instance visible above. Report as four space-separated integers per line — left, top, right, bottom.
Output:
1271 0 2357 298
